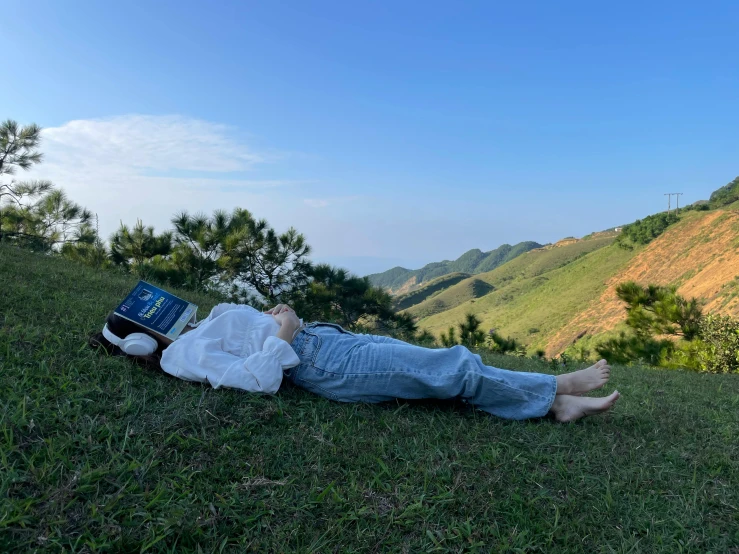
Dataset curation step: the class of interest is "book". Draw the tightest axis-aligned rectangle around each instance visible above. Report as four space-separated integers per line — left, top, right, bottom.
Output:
113 280 198 340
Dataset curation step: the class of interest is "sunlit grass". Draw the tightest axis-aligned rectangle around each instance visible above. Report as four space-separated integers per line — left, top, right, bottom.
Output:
1 244 738 552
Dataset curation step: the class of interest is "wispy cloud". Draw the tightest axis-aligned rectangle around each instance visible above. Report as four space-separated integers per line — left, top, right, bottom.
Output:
43 115 264 172
22 115 305 239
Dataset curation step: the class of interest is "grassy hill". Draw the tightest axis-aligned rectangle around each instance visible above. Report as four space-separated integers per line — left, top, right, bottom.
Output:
410 208 739 357
2 244 738 552
403 235 618 320
546 208 739 355
367 241 542 294
391 272 472 311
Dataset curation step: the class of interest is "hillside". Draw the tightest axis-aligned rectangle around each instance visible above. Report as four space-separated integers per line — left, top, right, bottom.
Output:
367 241 541 293
391 272 472 311
545 209 739 355
412 208 739 357
2 244 738 552
403 235 617 319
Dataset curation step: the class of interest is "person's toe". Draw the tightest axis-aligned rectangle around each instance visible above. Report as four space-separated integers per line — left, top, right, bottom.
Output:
605 390 620 406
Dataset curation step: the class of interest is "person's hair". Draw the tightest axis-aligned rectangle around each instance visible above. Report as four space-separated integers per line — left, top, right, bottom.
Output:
88 312 168 370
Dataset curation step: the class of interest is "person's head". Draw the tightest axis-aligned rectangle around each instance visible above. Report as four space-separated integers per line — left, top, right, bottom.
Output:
88 312 170 370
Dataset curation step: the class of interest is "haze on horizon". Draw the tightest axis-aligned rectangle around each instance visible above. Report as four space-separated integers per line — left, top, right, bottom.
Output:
3 1 738 276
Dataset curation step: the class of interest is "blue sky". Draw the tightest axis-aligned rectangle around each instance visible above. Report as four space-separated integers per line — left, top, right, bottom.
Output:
3 1 738 275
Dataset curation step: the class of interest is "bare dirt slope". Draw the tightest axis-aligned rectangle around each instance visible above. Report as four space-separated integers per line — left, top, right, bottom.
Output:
545 209 739 356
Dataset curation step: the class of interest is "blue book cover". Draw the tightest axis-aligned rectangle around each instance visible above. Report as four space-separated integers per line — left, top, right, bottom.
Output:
113 280 198 340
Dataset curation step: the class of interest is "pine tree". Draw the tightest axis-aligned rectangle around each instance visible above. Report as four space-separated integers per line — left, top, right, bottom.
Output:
223 217 312 301
0 120 53 241
109 220 174 280
170 208 254 290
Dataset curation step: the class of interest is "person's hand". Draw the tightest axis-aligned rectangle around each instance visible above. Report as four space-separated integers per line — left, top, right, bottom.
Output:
272 309 300 329
265 304 294 315
273 309 301 343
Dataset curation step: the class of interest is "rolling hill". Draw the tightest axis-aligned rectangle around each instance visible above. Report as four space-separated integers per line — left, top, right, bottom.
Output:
391 272 472 311
367 241 542 294
407 208 739 357
545 209 739 355
401 234 618 320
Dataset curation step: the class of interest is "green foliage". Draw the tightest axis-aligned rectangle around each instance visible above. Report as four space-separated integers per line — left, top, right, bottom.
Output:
485 329 523 355
596 330 673 366
596 282 702 366
696 314 739 373
170 208 253 291
439 326 458 347
109 219 174 279
222 217 311 301
572 342 591 362
615 212 679 249
708 175 739 209
1 187 94 250
683 201 711 212
435 316 524 355
0 119 43 177
0 120 88 250
61 238 111 270
290 263 416 338
615 281 702 340
392 272 471 311
597 282 739 373
415 328 437 346
437 313 521 352
0 119 45 241
458 313 486 347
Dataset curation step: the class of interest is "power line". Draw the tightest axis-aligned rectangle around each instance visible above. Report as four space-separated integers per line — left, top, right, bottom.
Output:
664 193 683 214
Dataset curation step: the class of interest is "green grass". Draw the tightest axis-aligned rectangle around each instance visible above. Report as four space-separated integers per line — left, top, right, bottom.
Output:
402 278 497 319
1 244 738 552
392 273 472 311
417 243 635 352
404 236 617 321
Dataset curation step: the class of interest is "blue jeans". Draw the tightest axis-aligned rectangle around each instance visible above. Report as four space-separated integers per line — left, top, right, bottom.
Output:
287 323 557 420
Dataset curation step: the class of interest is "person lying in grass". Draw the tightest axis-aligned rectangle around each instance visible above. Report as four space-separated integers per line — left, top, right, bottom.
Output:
90 302 620 422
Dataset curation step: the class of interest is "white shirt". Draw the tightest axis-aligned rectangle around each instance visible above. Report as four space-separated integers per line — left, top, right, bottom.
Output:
160 303 301 394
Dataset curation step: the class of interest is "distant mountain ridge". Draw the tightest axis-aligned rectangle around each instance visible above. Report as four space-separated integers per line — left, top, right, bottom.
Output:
367 241 542 294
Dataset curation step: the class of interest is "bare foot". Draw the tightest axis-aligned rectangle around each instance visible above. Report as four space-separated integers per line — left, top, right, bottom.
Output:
556 359 611 395
549 391 620 422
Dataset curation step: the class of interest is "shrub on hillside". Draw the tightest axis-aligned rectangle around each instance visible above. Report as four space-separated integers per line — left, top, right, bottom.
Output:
597 281 739 373
596 331 673 366
436 315 525 355
415 329 437 347
459 313 486 347
708 176 739 209
439 326 458 347
615 212 679 249
596 282 701 366
696 314 739 373
486 329 523 355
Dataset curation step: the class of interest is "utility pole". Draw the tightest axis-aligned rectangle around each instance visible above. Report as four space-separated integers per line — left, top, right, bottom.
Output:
664 193 684 215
